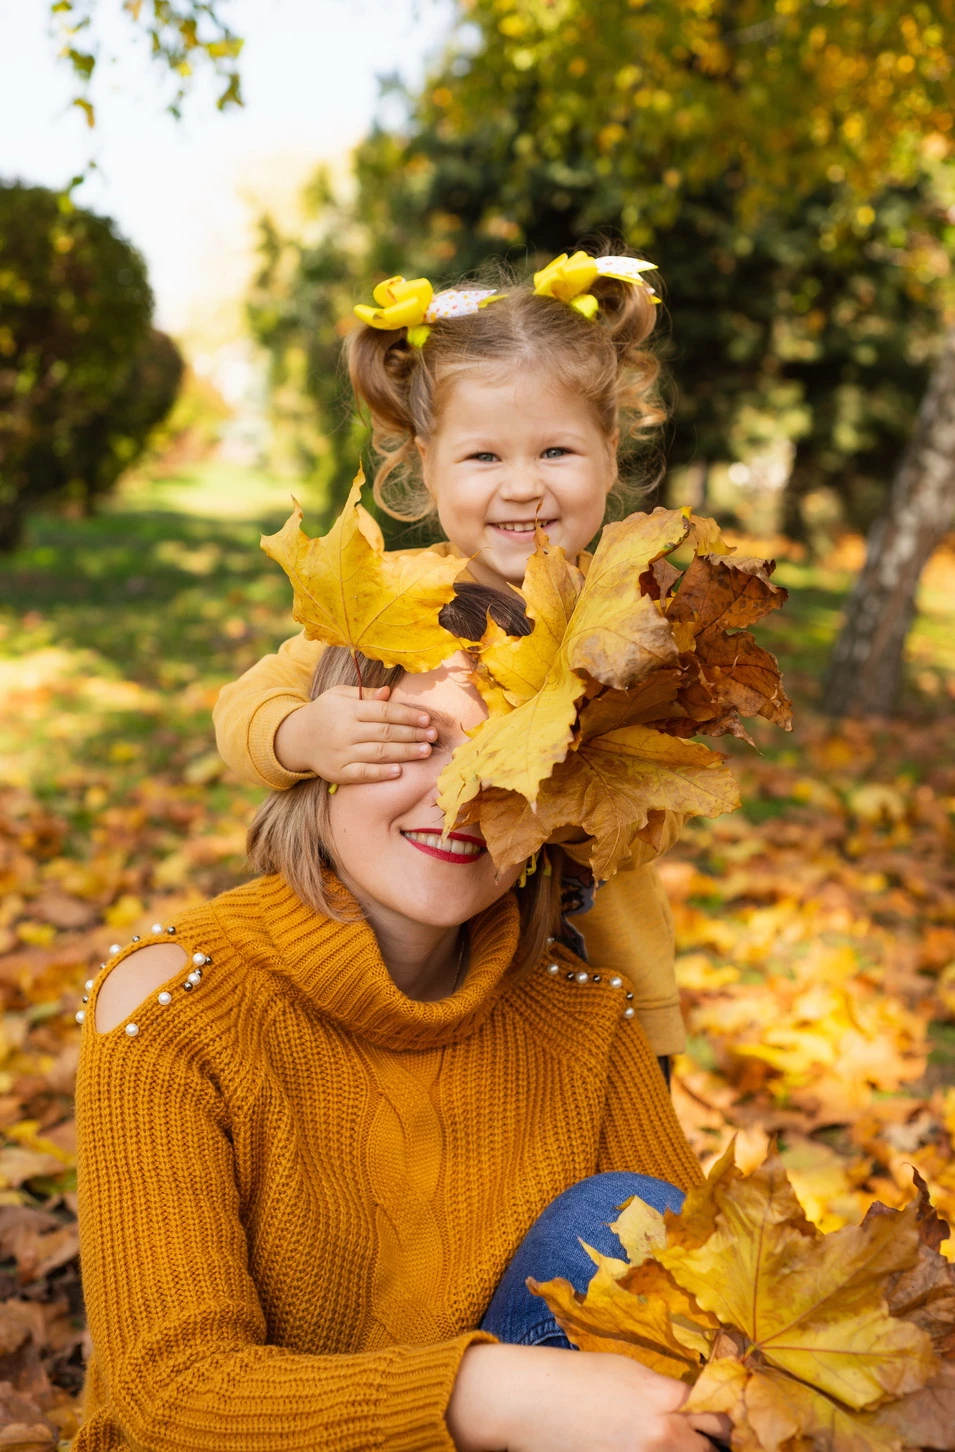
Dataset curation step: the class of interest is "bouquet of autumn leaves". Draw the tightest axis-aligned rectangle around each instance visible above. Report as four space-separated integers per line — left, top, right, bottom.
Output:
531 1145 955 1452
262 470 792 880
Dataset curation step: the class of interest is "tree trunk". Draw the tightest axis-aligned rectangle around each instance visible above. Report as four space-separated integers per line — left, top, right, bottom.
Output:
0 497 26 553
823 326 955 716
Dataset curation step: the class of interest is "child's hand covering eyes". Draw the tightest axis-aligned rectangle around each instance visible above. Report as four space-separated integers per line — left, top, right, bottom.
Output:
274 686 437 785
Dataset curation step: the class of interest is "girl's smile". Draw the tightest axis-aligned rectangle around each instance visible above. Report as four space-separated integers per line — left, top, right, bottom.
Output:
417 369 618 587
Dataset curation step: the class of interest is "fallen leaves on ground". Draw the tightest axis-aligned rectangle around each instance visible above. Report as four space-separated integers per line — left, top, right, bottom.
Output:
0 496 952 1444
531 1148 955 1451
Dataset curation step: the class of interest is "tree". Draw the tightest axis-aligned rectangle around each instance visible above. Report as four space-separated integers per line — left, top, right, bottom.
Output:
0 182 182 550
49 0 244 130
822 326 955 715
411 0 955 712
251 80 950 541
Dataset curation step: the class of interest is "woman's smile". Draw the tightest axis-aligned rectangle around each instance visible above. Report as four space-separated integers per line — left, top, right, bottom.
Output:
401 828 486 864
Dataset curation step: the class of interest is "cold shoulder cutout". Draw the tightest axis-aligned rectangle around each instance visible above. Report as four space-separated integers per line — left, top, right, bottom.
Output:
95 942 187 1033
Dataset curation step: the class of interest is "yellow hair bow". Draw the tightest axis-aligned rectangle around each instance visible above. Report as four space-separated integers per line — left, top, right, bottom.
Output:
533 250 660 317
354 279 506 347
354 276 434 345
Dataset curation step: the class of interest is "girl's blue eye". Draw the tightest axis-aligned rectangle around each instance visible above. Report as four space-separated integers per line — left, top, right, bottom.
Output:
543 447 569 459
469 451 497 463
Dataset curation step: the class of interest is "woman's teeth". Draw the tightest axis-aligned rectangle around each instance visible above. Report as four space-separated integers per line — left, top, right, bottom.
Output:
403 831 483 858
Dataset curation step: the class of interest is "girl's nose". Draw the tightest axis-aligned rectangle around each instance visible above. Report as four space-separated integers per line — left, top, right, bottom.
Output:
500 465 544 501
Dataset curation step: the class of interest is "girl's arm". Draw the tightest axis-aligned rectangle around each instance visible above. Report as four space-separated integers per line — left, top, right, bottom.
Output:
576 864 685 1059
213 629 321 788
213 633 438 789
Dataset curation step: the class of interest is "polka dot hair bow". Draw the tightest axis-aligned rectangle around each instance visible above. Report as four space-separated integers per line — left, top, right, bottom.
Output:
532 251 660 318
353 276 504 347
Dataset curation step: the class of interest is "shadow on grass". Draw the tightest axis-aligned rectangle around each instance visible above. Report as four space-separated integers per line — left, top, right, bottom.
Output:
0 507 295 689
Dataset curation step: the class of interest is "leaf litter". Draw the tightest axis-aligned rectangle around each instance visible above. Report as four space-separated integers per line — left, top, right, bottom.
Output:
0 508 953 1447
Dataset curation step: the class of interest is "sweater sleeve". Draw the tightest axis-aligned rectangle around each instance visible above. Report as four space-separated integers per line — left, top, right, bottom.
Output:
213 630 323 789
577 863 685 1058
596 1015 702 1193
75 1018 492 1452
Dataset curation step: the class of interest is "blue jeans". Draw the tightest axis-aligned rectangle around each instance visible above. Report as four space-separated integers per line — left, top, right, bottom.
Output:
480 1172 685 1347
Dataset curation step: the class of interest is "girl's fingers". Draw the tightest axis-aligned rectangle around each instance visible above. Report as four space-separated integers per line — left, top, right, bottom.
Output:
359 721 436 744
357 697 432 729
350 741 432 764
340 762 404 784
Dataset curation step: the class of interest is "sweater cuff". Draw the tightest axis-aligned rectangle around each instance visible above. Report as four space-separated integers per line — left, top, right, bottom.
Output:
248 694 315 790
382 1331 497 1452
636 1000 687 1058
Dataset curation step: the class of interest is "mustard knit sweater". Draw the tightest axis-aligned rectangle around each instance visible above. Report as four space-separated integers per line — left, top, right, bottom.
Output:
76 874 701 1452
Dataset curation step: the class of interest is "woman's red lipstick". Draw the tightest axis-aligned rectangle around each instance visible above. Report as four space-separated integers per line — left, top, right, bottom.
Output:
400 829 486 865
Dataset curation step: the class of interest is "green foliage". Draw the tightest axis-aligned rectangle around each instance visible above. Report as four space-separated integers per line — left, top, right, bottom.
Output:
246 177 377 533
50 0 244 126
429 0 954 227
249 78 951 536
0 182 183 551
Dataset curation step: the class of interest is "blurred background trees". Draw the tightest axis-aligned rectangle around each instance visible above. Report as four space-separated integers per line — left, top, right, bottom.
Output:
0 181 183 552
14 0 955 713
249 0 955 714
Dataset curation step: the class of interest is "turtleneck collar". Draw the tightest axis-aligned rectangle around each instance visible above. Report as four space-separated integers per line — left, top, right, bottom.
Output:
211 874 523 1051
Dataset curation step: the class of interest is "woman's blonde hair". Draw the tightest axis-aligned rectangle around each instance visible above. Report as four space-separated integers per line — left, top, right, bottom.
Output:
346 243 666 522
247 585 563 978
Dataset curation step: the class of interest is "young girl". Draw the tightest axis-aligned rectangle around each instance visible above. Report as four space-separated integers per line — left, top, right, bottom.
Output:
214 248 685 1060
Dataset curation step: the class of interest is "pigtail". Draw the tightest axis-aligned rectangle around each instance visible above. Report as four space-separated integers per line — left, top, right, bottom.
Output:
345 325 433 519
589 248 667 445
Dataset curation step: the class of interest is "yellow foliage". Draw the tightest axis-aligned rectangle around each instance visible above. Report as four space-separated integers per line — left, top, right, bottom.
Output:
261 469 467 673
533 1147 953 1451
439 509 788 876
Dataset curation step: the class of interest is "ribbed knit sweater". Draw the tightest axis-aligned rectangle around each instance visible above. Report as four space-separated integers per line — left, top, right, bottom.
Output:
75 874 701 1452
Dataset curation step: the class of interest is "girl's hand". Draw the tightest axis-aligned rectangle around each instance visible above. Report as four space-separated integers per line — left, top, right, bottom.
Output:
447 1344 730 1452
274 685 437 783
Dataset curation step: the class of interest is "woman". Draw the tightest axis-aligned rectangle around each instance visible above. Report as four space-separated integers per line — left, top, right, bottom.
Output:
75 585 724 1452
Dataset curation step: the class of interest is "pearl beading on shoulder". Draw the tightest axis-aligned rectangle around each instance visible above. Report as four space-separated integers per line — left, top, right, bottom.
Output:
75 929 213 1036
542 958 636 1022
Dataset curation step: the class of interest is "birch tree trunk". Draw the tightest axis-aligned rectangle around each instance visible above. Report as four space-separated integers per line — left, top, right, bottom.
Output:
823 327 955 716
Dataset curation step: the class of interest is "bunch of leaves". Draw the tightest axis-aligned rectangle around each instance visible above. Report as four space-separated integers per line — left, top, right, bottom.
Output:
437 508 792 878
532 1146 955 1452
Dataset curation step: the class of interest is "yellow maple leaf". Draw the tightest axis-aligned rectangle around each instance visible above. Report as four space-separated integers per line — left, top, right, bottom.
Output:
260 469 466 672
437 509 694 825
455 726 739 878
478 528 583 707
530 1146 945 1452
562 509 688 689
685 1358 901 1452
530 1252 714 1380
437 655 585 822
659 1151 936 1411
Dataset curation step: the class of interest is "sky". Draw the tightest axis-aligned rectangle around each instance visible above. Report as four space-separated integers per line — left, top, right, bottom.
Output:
0 0 451 342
